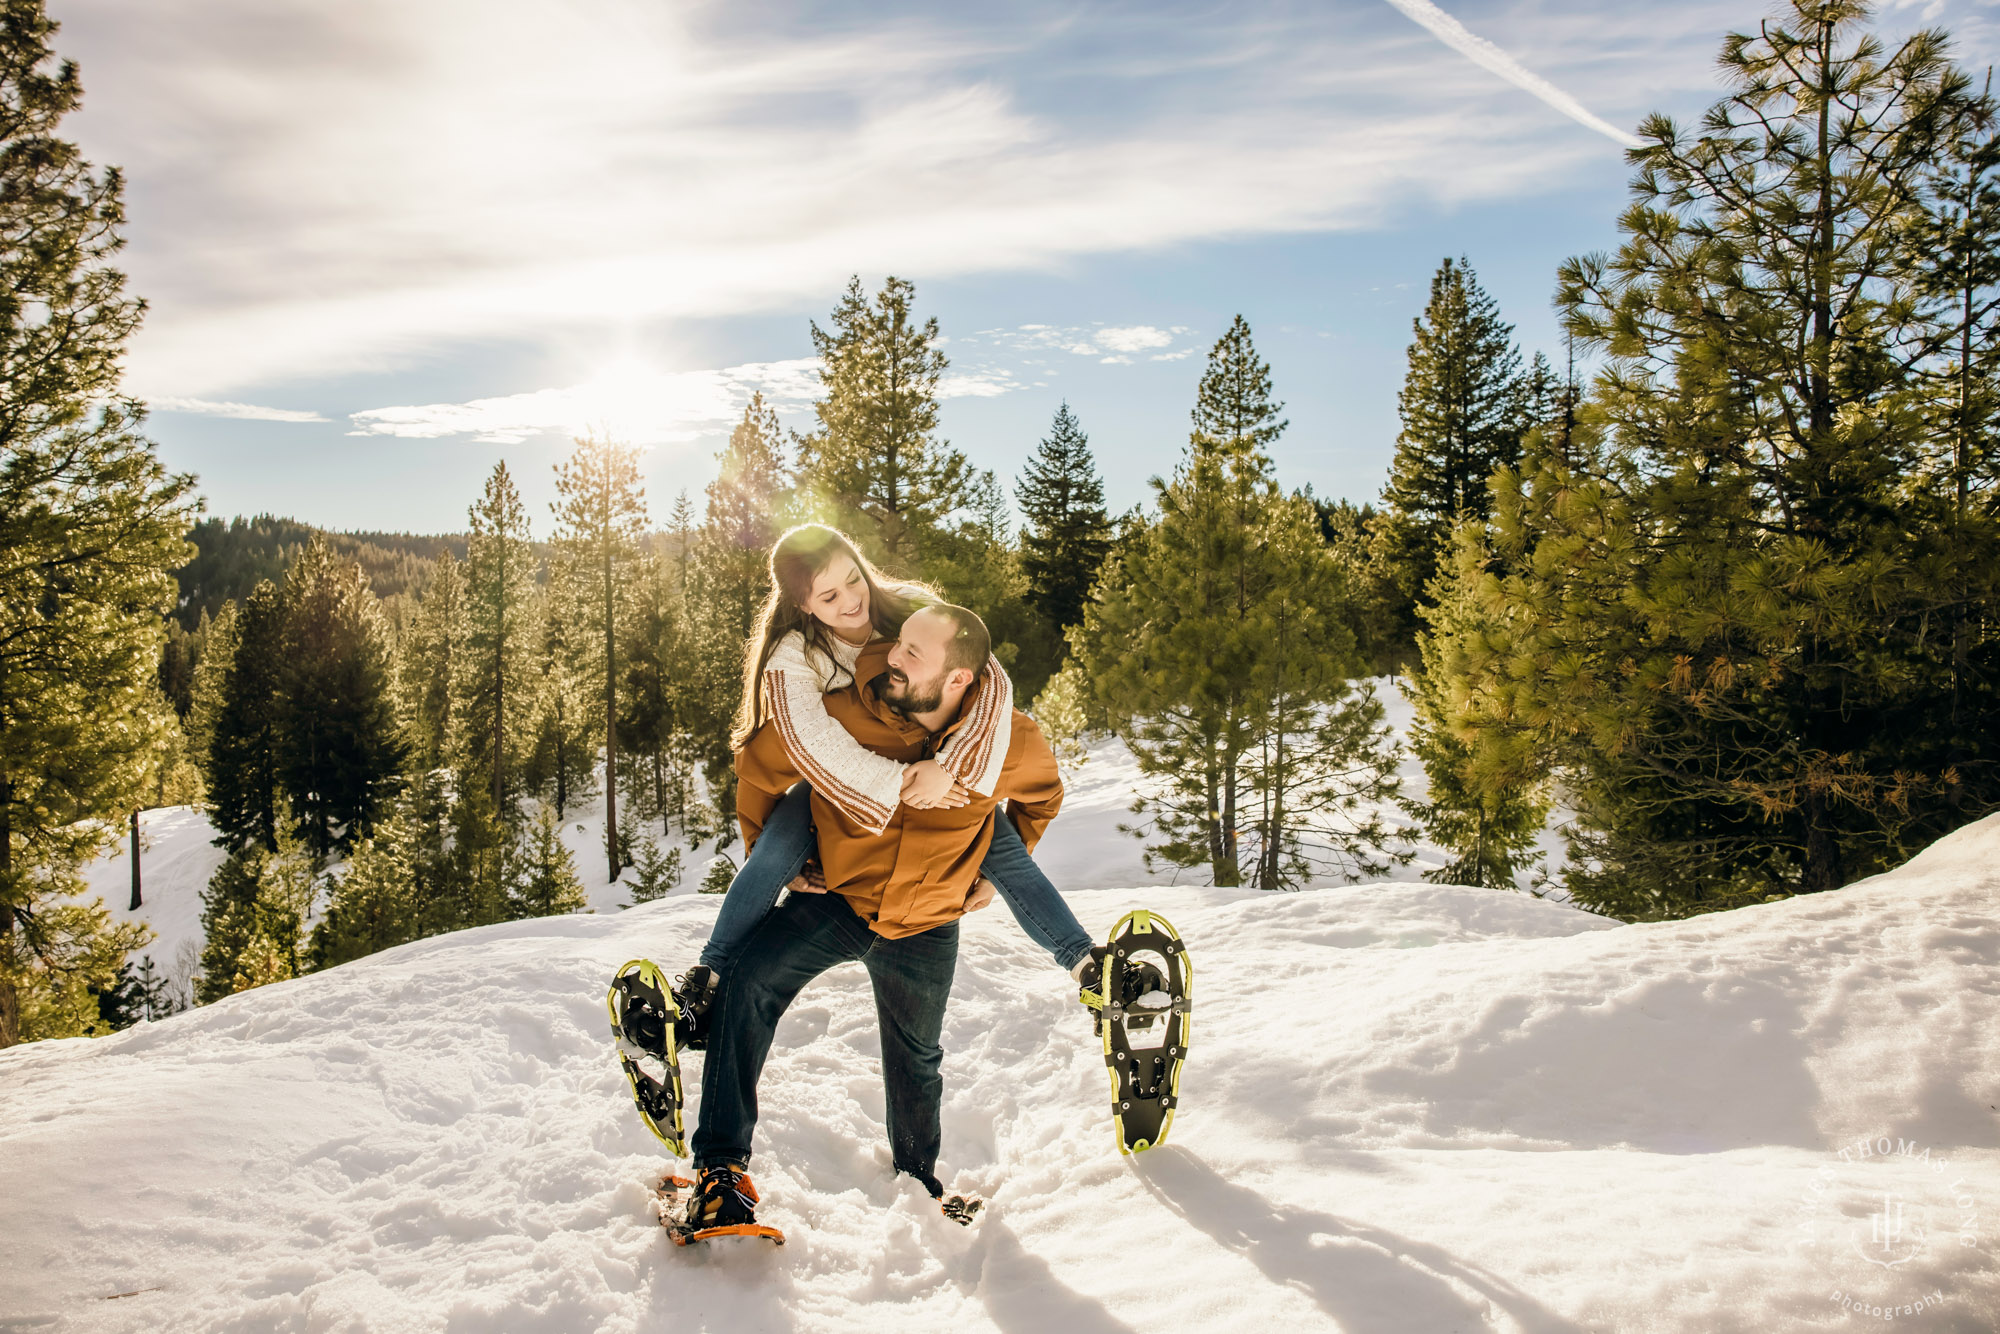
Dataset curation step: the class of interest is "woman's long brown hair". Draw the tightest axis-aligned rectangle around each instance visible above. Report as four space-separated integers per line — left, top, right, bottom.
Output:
731 524 934 751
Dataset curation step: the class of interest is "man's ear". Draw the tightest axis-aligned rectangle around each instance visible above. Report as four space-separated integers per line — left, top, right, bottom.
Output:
947 666 976 693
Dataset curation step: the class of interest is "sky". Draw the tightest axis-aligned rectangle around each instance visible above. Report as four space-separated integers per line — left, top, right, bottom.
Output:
50 0 2000 536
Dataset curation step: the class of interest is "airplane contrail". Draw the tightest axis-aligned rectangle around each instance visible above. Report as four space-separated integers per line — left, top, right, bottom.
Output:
1380 0 1643 148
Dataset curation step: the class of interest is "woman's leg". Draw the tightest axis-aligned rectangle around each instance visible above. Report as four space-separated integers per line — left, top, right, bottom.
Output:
698 783 816 974
978 815 1094 972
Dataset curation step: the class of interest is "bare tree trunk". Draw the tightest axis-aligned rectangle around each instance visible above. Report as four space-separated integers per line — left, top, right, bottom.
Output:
604 530 622 882
0 776 18 1048
494 544 506 817
129 808 141 910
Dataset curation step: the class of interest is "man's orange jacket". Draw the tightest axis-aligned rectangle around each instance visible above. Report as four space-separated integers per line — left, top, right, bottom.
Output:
735 640 1064 939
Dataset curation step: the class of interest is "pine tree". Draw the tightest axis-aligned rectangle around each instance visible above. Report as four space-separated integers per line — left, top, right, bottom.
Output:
1901 119 2000 817
625 832 682 904
1073 319 1398 885
158 617 198 718
399 551 466 775
703 394 790 617
1471 1 1997 915
185 599 237 789
435 777 508 932
463 460 533 814
196 808 318 1002
1240 494 1406 888
674 399 791 822
509 806 587 917
1193 315 1289 456
276 536 404 859
799 275 971 567
1373 257 1523 656
0 1 199 1045
207 579 288 853
309 797 424 970
524 565 599 821
1400 523 1549 889
1018 402 1113 638
551 434 645 881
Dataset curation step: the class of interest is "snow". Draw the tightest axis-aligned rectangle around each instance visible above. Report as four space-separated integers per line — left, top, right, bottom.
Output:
9 795 1999 1331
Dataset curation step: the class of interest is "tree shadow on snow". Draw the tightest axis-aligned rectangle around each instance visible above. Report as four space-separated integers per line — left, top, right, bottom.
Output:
955 1218 1141 1334
1133 1147 1587 1334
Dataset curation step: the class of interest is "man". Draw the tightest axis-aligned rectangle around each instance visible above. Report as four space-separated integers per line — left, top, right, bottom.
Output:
680 603 1063 1235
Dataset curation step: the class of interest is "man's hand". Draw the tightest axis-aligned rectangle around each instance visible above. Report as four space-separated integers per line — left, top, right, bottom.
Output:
902 758 971 810
963 877 997 913
788 860 828 894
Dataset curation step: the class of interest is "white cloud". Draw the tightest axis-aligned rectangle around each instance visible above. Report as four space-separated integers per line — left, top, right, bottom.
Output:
1095 326 1177 354
348 357 821 445
966 323 1195 363
938 369 1020 399
51 0 1720 400
149 396 328 423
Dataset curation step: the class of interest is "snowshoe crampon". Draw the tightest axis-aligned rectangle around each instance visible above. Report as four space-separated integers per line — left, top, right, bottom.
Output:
1099 910 1192 1155
657 1167 786 1247
607 959 687 1157
939 1193 983 1226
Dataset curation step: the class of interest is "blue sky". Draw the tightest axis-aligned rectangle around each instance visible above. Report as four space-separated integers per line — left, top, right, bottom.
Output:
53 0 2000 535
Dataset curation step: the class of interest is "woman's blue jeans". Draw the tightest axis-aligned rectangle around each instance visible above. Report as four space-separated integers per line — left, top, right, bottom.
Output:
698 782 1093 974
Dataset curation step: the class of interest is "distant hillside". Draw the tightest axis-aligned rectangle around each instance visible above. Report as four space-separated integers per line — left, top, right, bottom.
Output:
173 516 555 629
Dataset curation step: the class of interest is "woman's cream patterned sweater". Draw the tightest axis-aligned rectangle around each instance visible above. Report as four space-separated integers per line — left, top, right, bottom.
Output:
759 627 1014 835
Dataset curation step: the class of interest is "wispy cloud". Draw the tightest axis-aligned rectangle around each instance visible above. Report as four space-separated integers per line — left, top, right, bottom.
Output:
1378 0 1642 147
55 1 1707 400
349 358 821 445
347 351 1050 445
964 323 1196 366
149 396 329 423
1095 326 1179 354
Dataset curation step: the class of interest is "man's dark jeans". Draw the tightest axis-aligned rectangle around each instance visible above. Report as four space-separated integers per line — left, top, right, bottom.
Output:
692 888 960 1195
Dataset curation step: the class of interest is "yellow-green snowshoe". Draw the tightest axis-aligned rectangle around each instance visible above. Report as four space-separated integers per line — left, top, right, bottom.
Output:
1098 910 1192 1154
607 958 687 1157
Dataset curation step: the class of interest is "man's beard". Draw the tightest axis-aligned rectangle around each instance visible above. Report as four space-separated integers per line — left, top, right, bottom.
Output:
876 665 945 716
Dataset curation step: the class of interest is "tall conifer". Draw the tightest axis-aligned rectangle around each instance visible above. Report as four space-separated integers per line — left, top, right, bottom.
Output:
1465 1 1997 915
1018 402 1112 638
552 434 645 880
1073 319 1400 886
0 0 196 1044
1373 257 1522 655
400 552 466 775
799 275 970 566
207 581 288 854
464 460 533 813
277 537 404 858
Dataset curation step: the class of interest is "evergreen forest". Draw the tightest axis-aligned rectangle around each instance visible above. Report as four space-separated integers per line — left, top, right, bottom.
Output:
4 0 1997 1047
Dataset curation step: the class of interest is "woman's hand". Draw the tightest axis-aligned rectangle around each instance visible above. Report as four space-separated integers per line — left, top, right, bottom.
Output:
788 860 829 894
963 878 997 912
901 759 970 809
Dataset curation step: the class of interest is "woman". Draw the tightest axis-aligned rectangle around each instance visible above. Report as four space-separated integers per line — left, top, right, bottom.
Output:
669 523 1095 1046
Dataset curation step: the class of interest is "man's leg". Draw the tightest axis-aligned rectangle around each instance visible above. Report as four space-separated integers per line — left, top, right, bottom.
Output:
692 891 870 1170
861 919 961 1195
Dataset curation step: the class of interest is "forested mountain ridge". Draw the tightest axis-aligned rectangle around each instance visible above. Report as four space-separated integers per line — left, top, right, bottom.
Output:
172 516 542 630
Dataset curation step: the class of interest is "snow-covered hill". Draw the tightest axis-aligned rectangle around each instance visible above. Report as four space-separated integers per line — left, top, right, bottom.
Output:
7 814 1999 1331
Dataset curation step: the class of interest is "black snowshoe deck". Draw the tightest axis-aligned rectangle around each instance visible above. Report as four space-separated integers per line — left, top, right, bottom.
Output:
607 959 687 1158
1099 910 1193 1154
